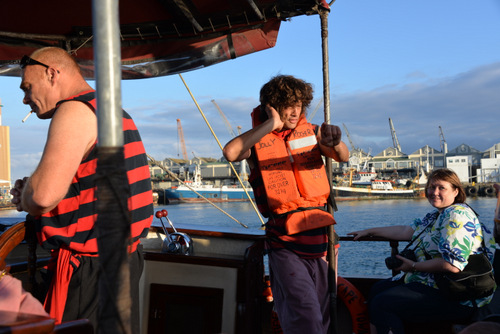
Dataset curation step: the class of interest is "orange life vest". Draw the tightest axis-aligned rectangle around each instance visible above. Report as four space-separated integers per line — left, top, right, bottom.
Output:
252 108 334 234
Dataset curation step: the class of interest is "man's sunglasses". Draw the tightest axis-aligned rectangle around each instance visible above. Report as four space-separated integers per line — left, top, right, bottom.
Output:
20 55 50 69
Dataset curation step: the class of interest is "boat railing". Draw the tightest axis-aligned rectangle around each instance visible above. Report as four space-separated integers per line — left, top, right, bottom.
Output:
339 235 408 277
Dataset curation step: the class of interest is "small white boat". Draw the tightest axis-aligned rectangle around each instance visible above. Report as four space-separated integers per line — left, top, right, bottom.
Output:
333 178 417 198
335 168 417 198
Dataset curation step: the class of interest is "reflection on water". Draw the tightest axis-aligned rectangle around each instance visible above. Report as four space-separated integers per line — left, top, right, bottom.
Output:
1 197 497 276
154 202 265 230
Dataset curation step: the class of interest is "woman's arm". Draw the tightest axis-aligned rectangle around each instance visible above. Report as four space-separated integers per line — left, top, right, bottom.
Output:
348 225 414 241
397 256 460 274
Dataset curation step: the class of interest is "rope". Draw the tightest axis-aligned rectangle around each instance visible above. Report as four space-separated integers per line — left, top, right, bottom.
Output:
147 154 248 228
178 73 265 226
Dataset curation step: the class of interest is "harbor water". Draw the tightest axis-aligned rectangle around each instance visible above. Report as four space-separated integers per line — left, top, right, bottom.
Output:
1 197 498 277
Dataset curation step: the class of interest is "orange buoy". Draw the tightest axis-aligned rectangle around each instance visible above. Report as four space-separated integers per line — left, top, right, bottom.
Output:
263 278 274 303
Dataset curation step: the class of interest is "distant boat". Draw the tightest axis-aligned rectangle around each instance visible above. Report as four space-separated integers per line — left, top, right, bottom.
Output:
164 164 254 203
332 179 416 198
351 170 377 186
333 168 418 198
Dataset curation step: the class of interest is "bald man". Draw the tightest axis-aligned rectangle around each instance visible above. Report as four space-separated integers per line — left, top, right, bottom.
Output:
10 47 153 332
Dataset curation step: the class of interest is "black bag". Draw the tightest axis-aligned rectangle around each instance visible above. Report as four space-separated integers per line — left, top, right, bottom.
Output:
434 253 496 301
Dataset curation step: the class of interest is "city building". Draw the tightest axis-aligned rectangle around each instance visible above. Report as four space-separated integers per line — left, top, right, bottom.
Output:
477 158 500 183
408 145 446 169
446 155 473 183
0 100 11 204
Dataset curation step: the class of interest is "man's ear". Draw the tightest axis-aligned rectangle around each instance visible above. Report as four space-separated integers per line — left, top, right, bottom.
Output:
47 67 59 83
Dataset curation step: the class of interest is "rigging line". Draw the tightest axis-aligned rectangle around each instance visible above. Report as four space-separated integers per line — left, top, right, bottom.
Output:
178 73 266 226
147 154 248 228
70 35 94 55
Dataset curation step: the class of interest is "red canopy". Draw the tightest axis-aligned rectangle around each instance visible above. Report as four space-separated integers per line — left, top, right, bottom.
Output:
0 0 328 79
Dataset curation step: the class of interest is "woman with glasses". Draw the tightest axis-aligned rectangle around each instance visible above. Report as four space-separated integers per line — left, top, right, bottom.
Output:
348 168 497 334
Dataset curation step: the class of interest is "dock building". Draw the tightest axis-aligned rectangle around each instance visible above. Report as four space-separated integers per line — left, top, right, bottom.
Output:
149 140 500 195
0 100 12 204
347 142 500 191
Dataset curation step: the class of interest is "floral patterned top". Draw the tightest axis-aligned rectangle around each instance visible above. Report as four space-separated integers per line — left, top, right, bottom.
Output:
396 203 497 308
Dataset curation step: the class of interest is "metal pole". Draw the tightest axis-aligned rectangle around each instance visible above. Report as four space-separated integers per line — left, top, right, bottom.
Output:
319 5 339 334
93 0 123 147
92 0 132 333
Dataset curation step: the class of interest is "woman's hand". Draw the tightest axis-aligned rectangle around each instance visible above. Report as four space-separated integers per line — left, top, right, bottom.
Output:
347 230 372 241
396 255 417 273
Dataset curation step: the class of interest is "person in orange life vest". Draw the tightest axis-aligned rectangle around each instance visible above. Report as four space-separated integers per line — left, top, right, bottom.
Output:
223 75 349 334
10 47 153 332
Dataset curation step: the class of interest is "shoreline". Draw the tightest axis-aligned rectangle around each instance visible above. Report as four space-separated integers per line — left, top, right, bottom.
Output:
0 204 15 211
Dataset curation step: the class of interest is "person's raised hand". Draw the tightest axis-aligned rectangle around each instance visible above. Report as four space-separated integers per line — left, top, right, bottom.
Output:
319 123 342 147
265 104 284 132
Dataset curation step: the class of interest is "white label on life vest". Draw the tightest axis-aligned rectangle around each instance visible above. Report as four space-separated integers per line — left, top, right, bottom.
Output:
288 135 317 151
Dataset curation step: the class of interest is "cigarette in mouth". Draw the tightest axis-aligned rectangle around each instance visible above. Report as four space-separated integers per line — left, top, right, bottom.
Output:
22 110 33 123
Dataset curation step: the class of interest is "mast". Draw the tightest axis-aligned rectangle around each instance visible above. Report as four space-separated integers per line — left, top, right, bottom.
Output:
319 3 338 333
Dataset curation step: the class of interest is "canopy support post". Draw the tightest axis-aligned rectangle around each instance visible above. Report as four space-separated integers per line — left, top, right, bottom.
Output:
318 4 339 334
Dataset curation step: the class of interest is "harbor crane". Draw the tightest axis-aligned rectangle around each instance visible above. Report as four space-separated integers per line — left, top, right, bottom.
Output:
233 125 249 180
439 126 448 154
210 101 249 180
307 97 323 122
342 123 357 151
388 117 402 152
176 119 189 160
211 99 236 138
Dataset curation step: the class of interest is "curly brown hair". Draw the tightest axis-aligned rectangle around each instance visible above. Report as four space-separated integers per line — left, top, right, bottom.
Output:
259 75 313 116
425 168 466 204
